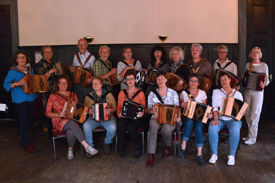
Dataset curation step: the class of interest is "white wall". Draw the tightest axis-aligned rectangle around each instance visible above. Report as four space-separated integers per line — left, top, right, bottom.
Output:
17 0 238 46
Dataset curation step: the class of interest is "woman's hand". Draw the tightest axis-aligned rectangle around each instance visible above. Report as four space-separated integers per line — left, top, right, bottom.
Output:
145 76 150 84
152 106 157 114
106 108 112 116
207 112 213 119
127 66 135 71
138 110 144 118
110 68 117 75
235 85 241 91
142 69 148 75
50 68 58 74
181 101 188 108
59 111 66 118
88 109 93 115
82 113 87 121
176 111 181 123
17 78 26 86
211 119 220 126
118 112 125 118
260 81 265 89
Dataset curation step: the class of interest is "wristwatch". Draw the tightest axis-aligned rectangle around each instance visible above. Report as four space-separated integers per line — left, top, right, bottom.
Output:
14 82 17 87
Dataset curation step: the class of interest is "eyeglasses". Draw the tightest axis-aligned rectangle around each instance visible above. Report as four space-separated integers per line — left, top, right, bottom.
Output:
192 49 200 52
100 51 109 54
17 56 26 59
124 51 132 54
154 50 162 53
218 51 227 54
59 82 68 85
190 80 198 83
44 51 52 54
252 51 260 54
172 53 179 56
126 78 135 81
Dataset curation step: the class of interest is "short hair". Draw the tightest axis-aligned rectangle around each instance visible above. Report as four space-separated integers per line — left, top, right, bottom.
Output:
169 47 184 61
150 45 167 62
188 73 201 84
11 50 31 66
217 45 228 52
99 45 110 53
41 45 53 56
78 38 88 45
56 74 71 91
219 72 231 80
122 46 132 59
191 43 203 52
249 46 262 60
124 70 136 80
92 76 103 86
155 71 167 80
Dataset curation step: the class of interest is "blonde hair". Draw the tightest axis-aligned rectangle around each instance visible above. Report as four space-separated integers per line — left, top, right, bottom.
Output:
169 47 184 61
249 47 262 60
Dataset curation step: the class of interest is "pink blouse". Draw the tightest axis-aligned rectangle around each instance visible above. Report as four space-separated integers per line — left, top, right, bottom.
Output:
46 92 78 132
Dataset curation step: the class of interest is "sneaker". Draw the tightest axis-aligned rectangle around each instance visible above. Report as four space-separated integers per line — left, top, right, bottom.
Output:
67 150 74 160
244 139 256 145
85 146 98 156
86 152 93 159
227 155 235 165
242 137 249 141
209 154 218 164
198 156 206 166
104 144 112 155
179 148 186 159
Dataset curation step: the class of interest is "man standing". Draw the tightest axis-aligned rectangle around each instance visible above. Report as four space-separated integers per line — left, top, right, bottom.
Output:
69 38 95 104
93 45 117 92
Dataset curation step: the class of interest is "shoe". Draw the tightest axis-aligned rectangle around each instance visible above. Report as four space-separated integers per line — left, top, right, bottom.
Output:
146 154 154 167
85 146 98 155
24 143 38 153
244 139 256 145
227 155 235 165
132 150 142 159
209 154 218 164
163 146 170 158
86 153 93 159
119 150 126 158
67 150 74 160
198 156 206 166
242 137 249 141
179 148 186 159
104 144 112 155
20 143 35 148
171 135 180 144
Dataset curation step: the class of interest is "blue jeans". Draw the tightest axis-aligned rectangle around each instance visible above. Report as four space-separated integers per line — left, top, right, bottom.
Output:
208 119 242 156
83 117 117 147
182 117 205 147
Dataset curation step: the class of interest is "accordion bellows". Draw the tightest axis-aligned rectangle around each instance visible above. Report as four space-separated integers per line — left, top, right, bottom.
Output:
23 75 48 94
122 100 145 120
166 72 185 91
108 74 120 86
242 70 266 91
74 67 93 88
154 103 180 126
63 101 89 123
92 103 109 121
182 100 212 123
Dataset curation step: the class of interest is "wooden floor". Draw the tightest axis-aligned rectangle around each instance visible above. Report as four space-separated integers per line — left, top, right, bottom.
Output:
0 119 275 183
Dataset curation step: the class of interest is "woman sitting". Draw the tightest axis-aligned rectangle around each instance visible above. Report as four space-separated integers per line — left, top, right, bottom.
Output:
208 72 243 165
117 70 146 159
46 74 98 160
83 77 117 158
146 72 180 167
179 73 208 166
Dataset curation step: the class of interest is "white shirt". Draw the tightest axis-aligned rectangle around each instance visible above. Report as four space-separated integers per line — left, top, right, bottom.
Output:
213 58 238 76
180 89 207 103
212 88 243 121
72 51 95 70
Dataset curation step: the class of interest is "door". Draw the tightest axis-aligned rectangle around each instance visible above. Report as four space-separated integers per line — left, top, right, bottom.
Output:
247 0 275 119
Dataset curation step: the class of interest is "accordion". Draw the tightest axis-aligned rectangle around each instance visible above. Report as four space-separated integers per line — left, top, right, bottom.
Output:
242 70 266 91
154 103 180 126
63 100 89 123
214 70 239 88
135 70 146 87
182 100 212 123
108 74 120 86
219 97 249 121
148 68 158 85
122 100 145 120
92 103 109 121
198 76 212 93
166 72 186 92
74 67 93 88
23 75 48 94
54 61 71 79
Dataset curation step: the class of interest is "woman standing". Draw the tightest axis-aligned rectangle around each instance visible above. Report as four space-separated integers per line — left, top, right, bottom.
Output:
3 51 38 153
242 47 269 145
46 75 98 160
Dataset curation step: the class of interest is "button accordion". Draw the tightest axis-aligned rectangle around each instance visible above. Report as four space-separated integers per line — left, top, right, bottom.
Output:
219 97 249 121
153 103 180 126
242 70 266 91
92 103 109 121
166 72 186 92
63 100 89 123
74 67 93 88
148 68 158 85
135 70 146 87
54 61 71 79
214 70 239 88
23 75 48 94
182 100 212 123
198 76 212 93
108 74 120 86
122 100 145 121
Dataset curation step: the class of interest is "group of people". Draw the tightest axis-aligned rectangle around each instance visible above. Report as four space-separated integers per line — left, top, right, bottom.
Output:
3 38 269 167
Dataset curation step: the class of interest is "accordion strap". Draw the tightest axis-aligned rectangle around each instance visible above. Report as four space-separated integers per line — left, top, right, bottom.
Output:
184 88 194 100
219 89 237 97
120 59 137 67
75 53 93 68
189 58 207 73
152 89 164 104
123 89 142 101
54 92 74 101
216 61 232 70
86 91 110 103
10 66 31 75
172 63 187 74
249 62 253 71
97 58 112 71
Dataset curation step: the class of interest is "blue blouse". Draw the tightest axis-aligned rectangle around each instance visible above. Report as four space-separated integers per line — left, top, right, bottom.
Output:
3 66 38 104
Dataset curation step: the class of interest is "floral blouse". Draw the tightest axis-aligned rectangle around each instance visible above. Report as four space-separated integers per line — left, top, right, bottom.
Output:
46 92 78 131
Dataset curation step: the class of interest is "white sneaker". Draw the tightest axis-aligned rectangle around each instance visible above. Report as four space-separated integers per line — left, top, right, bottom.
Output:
209 154 218 164
67 150 74 160
242 137 248 141
227 155 235 165
85 146 98 155
244 139 256 145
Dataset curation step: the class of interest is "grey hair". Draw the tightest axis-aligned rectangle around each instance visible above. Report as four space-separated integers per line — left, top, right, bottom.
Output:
99 45 110 52
217 45 228 52
169 47 184 61
191 43 203 52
